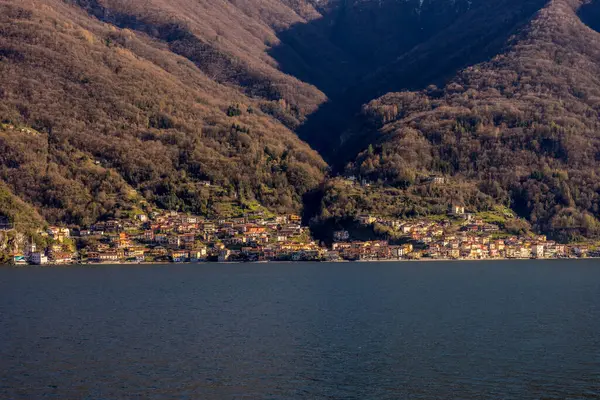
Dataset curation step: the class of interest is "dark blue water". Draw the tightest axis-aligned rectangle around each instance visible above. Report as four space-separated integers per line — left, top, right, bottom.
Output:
1 260 600 399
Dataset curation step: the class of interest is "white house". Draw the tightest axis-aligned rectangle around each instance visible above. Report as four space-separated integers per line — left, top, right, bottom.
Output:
30 252 48 265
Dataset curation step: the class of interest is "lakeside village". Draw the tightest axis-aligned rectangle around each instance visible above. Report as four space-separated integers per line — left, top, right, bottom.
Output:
6 203 600 265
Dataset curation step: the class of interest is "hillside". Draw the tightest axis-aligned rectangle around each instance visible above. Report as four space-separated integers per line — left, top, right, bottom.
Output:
277 0 548 162
4 0 507 230
2 0 600 243
64 0 332 127
0 0 327 227
344 0 600 241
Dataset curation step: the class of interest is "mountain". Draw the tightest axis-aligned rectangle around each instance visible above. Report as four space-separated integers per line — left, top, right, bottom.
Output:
5 0 496 228
0 0 330 227
278 0 549 162
1 0 600 242
343 0 600 241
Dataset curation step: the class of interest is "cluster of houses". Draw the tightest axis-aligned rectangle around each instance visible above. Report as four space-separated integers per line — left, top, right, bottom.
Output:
16 210 327 264
328 241 414 261
334 209 598 260
13 226 75 265
8 203 600 265
328 232 583 261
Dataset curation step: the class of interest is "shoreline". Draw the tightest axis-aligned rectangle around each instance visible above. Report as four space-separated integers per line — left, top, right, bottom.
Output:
6 256 597 267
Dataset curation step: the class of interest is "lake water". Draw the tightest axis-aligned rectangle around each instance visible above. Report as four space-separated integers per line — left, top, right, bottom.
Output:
1 260 600 399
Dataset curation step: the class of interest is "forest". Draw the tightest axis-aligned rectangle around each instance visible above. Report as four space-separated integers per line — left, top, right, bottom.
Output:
1 0 600 243
0 0 326 227
343 0 600 241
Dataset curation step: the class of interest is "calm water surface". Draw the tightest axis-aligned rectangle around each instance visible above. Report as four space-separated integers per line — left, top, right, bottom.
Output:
1 260 600 399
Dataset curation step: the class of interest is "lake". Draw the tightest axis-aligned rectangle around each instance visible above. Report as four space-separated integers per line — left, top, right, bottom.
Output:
1 260 600 399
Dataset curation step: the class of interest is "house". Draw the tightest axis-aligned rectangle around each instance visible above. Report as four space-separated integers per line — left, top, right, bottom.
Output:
124 248 145 258
149 247 168 257
401 225 413 234
505 246 518 258
246 226 266 235
357 215 377 225
389 246 402 259
532 244 545 258
170 251 188 263
573 246 589 257
118 232 130 248
51 252 73 264
464 225 480 232
555 245 567 256
189 248 207 262
279 228 298 237
13 254 27 265
154 234 168 244
482 224 500 232
24 242 37 257
520 247 532 258
411 231 423 241
332 242 352 251
463 213 475 221
143 230 154 242
428 175 445 185
224 236 246 245
30 252 48 265
48 226 70 242
101 252 120 262
185 216 200 224
400 244 413 256
544 245 557 258
449 205 466 216
202 223 216 233
176 223 196 233
449 248 460 259
181 233 195 244
432 229 444 237
87 251 118 263
104 220 121 232
263 248 276 260
168 236 181 248
333 230 350 242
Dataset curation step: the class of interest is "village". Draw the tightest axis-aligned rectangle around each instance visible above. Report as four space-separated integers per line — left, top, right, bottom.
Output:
6 201 599 266
332 204 600 261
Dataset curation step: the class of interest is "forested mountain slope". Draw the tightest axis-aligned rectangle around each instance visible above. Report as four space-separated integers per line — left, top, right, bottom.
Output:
277 0 548 161
2 0 520 229
2 0 600 242
0 0 327 226
346 0 600 240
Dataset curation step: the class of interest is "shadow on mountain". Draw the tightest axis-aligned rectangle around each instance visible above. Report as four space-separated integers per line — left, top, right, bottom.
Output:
269 0 482 98
578 0 600 33
269 0 547 167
